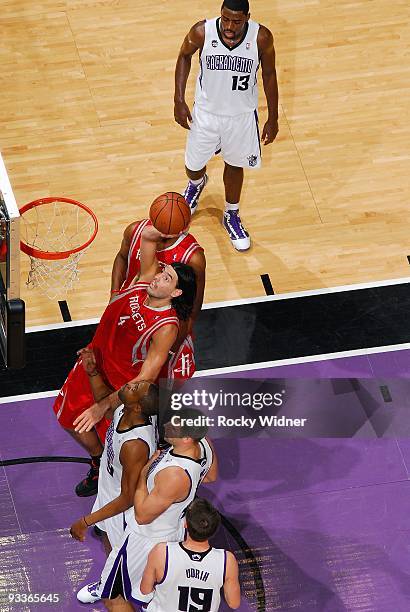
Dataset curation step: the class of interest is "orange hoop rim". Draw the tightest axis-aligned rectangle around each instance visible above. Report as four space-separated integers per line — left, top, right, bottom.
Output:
19 197 98 260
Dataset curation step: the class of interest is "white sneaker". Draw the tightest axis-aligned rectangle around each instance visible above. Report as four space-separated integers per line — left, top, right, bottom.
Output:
222 210 251 251
77 580 101 604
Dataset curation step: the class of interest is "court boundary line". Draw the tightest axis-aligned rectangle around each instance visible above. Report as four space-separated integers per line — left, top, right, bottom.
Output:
25 276 410 333
1 343 408 404
196 343 410 376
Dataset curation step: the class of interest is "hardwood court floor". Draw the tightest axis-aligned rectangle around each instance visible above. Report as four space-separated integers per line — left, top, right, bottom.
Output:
0 0 409 325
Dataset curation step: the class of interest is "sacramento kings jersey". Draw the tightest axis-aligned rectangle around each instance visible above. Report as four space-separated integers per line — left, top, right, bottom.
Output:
195 17 260 116
122 219 203 290
92 408 157 516
125 438 213 542
146 542 226 612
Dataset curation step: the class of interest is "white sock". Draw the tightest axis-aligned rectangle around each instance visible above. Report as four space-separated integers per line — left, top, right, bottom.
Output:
189 177 204 186
225 202 239 212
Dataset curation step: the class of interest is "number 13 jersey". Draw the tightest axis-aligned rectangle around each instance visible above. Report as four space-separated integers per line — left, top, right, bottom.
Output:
194 17 260 117
146 542 226 612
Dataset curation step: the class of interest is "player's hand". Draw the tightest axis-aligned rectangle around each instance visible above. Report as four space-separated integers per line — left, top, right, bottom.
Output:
141 450 161 480
77 347 97 375
73 401 107 433
174 100 192 130
261 119 278 145
142 226 181 242
69 518 88 542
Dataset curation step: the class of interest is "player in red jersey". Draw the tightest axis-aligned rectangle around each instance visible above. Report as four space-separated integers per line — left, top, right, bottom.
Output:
111 217 206 384
53 225 197 497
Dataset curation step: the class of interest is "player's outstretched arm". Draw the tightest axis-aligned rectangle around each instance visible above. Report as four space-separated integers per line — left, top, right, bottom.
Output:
135 466 191 525
140 543 167 595
110 221 137 295
69 440 149 542
139 226 180 282
258 25 279 145
73 326 177 433
174 21 205 129
223 551 241 609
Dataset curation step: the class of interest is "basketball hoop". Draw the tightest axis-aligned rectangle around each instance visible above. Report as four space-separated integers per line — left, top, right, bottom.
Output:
20 197 98 299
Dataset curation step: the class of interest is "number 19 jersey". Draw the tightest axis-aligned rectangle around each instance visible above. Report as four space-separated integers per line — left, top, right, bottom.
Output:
194 17 260 117
146 542 226 612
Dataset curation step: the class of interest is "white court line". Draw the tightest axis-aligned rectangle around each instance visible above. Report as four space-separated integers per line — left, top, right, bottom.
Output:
1 343 408 404
194 343 410 376
26 276 410 333
27 317 100 333
0 389 59 405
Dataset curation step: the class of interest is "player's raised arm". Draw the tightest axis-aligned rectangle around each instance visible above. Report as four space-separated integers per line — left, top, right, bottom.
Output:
110 221 136 295
258 25 279 145
223 551 241 609
174 21 205 129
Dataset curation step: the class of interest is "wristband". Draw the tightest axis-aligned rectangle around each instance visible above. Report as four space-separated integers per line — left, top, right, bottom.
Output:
83 516 91 527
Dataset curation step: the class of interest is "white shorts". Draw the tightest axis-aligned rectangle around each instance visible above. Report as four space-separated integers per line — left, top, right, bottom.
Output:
185 105 262 171
92 497 127 549
97 530 156 606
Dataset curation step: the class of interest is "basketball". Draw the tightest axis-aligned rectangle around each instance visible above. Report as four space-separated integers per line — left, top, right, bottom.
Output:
149 192 190 235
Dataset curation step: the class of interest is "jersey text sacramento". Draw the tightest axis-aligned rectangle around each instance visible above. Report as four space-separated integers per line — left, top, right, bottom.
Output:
205 55 254 73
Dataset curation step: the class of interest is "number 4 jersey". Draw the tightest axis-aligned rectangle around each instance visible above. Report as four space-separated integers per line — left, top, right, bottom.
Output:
146 542 226 612
194 17 260 116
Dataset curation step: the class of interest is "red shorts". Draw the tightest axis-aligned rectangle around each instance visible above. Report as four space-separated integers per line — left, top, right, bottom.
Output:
53 358 113 443
158 334 196 386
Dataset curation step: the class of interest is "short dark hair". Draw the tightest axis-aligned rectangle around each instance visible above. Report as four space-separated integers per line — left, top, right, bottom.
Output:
222 0 249 15
186 498 221 541
177 408 208 441
171 262 197 321
139 383 159 416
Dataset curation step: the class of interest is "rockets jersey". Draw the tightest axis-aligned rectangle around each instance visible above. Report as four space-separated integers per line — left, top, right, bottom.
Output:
122 219 203 290
125 438 213 542
194 17 260 116
93 408 157 514
146 542 226 612
91 282 179 390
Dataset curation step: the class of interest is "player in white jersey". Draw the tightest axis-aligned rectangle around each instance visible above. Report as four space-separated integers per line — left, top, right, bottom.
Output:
78 410 218 609
70 373 158 554
175 0 279 251
141 497 240 611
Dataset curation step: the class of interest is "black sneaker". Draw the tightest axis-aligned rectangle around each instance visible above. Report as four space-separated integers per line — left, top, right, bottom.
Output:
75 459 99 497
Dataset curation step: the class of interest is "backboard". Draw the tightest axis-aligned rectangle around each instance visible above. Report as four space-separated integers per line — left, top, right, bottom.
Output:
0 152 25 369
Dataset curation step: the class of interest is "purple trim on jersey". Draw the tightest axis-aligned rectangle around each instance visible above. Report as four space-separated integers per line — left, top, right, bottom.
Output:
254 110 262 156
223 550 227 583
199 54 203 89
130 595 152 608
178 469 193 503
101 535 132 599
156 545 169 585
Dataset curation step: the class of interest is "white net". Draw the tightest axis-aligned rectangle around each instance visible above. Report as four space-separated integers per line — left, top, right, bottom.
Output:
20 199 97 300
